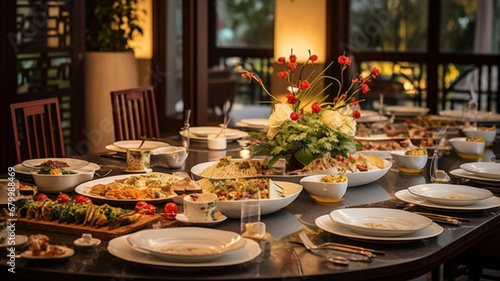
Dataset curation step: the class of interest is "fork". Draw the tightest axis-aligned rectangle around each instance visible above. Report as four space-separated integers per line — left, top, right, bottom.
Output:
297 232 375 258
298 232 368 264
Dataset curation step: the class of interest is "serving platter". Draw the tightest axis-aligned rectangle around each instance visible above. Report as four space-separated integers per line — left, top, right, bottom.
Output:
408 184 493 206
329 208 432 237
113 140 170 150
395 189 500 211
108 235 261 268
315 214 443 242
74 173 178 204
190 158 392 187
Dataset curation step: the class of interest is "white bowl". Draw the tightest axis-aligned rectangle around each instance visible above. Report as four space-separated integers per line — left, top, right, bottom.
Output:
345 159 392 187
329 208 433 237
449 137 486 159
408 183 493 206
300 175 347 204
32 163 99 193
462 127 496 144
154 146 188 168
391 150 428 173
127 228 246 262
214 181 302 218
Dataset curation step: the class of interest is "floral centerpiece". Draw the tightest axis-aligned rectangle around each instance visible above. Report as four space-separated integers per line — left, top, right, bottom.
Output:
237 50 379 170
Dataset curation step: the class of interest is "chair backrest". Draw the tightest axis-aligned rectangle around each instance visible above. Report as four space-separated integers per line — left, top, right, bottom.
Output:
110 86 160 141
208 77 237 113
10 98 66 163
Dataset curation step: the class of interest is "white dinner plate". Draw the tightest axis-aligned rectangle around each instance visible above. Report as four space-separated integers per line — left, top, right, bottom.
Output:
22 158 89 170
355 134 406 141
179 128 248 142
190 158 392 187
175 212 227 226
113 140 170 150
439 110 500 122
395 189 500 211
0 235 28 250
127 228 246 263
384 106 429 117
108 234 261 268
189 126 240 138
450 169 500 186
408 184 493 206
460 162 500 179
315 214 443 242
74 173 179 204
20 245 74 260
238 118 269 130
329 208 432 237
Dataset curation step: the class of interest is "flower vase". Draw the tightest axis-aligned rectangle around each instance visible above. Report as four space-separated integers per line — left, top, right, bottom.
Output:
286 155 304 172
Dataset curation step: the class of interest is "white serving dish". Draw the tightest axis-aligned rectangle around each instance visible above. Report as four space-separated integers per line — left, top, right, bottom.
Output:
329 208 432 237
316 214 443 242
462 127 496 144
215 181 302 218
179 127 248 142
460 162 500 179
391 150 428 173
22 158 89 170
127 228 246 262
408 184 493 206
31 163 100 193
154 146 188 168
449 137 485 159
189 126 240 137
108 235 261 268
300 175 347 203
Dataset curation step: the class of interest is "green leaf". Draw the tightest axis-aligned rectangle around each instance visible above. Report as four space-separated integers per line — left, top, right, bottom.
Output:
294 147 315 166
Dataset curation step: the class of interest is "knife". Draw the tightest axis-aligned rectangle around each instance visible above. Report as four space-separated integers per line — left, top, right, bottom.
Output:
414 212 470 222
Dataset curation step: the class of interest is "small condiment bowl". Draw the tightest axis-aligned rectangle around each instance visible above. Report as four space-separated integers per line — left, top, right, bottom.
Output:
300 175 347 205
449 137 485 159
74 233 101 251
391 150 428 174
462 127 496 145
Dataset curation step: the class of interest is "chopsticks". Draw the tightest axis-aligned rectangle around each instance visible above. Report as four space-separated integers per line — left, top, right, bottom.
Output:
413 212 469 226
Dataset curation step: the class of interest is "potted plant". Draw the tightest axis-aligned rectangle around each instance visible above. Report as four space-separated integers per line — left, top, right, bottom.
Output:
84 0 145 153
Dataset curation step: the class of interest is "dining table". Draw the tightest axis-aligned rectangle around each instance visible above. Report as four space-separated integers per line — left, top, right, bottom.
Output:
1 133 500 281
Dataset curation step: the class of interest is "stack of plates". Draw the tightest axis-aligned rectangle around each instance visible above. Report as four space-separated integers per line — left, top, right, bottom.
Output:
108 228 261 268
106 140 170 154
450 162 500 186
315 208 443 242
385 106 429 117
439 110 500 122
395 183 500 210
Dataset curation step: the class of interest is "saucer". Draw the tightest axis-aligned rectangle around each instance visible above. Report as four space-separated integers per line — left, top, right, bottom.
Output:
74 237 101 250
120 168 153 173
175 211 227 226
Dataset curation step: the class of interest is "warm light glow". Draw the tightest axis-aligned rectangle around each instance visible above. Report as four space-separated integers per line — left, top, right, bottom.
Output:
129 0 152 59
240 149 252 159
274 0 326 62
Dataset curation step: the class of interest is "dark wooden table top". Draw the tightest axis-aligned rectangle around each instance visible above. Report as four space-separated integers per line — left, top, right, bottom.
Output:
1 135 499 281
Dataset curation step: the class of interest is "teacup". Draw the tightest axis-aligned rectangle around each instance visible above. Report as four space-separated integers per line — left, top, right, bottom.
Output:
154 146 188 168
183 193 217 222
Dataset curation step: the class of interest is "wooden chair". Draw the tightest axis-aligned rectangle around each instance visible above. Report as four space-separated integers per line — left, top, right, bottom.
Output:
10 98 66 163
207 71 237 124
110 86 160 141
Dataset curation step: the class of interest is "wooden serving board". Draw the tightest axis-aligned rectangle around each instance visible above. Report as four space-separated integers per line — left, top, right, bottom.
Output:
1 215 161 239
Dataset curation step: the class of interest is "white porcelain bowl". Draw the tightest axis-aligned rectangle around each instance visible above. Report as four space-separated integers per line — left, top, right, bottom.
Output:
32 163 99 193
449 137 486 159
300 175 347 204
214 181 302 218
462 127 496 144
391 150 428 173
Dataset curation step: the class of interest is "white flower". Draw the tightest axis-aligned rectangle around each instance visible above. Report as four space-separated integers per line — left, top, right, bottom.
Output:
267 104 293 139
321 106 357 136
